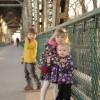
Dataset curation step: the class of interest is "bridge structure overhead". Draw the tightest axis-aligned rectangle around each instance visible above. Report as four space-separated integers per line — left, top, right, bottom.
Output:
0 0 100 100
0 0 23 32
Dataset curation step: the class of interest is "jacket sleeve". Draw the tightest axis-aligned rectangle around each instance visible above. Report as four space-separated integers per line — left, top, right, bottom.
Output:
22 39 27 59
66 55 74 71
32 41 37 58
40 42 56 66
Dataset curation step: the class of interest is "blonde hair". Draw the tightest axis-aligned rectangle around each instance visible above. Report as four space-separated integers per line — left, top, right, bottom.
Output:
57 43 71 53
50 28 69 43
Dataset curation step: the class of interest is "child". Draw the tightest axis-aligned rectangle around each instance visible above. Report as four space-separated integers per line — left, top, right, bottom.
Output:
40 28 69 100
21 27 41 91
50 43 74 100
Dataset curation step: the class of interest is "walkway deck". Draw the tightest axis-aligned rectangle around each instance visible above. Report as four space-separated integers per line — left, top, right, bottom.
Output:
0 45 54 100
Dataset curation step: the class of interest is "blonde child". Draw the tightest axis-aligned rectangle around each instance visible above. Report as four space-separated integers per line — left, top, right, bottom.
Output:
21 27 41 91
50 43 74 100
40 28 69 100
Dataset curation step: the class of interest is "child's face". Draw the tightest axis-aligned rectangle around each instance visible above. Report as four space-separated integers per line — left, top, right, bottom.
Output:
55 34 66 44
57 45 69 57
27 33 36 39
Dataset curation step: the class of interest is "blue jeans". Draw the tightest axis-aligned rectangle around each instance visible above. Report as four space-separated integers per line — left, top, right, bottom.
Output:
24 63 41 86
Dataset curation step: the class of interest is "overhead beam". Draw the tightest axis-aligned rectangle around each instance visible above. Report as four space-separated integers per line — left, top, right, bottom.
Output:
0 4 22 7
8 25 20 28
16 0 21 3
0 0 19 1
0 0 22 4
8 25 20 26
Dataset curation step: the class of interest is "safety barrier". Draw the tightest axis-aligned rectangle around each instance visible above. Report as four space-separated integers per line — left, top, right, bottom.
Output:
36 8 100 100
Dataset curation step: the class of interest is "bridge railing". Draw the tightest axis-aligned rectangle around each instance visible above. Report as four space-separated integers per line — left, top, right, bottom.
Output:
36 8 100 100
0 41 11 47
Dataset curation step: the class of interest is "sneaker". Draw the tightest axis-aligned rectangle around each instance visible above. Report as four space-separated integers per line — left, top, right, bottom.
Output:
24 86 34 91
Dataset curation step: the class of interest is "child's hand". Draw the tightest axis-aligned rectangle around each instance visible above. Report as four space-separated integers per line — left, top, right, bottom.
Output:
21 58 24 64
34 64 41 70
57 62 59 65
60 59 66 63
47 56 51 63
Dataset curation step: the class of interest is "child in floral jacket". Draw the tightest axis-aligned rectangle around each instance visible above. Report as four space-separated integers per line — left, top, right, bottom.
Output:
40 28 69 100
48 43 74 100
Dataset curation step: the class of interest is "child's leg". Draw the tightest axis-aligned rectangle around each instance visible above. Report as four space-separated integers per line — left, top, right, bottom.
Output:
40 80 50 100
56 84 63 100
24 63 33 86
29 63 41 86
52 83 58 100
63 84 71 100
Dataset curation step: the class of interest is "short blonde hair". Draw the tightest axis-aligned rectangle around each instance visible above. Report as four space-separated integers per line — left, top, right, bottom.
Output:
57 43 71 53
50 28 69 43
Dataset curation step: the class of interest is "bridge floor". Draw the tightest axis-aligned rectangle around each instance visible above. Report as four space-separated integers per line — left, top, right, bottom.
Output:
0 45 54 100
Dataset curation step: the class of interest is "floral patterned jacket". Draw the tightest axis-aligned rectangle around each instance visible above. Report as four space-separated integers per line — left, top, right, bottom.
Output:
50 55 74 84
40 40 57 67
40 40 58 80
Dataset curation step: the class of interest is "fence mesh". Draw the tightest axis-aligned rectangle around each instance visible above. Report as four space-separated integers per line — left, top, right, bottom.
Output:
36 9 100 100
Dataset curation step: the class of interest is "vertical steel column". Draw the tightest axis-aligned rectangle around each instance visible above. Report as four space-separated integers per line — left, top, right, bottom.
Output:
38 0 44 32
64 0 69 22
56 0 60 25
37 0 40 32
43 0 55 30
31 0 35 28
41 0 44 32
55 0 69 25
46 0 54 29
22 0 28 36
43 0 47 30
52 0 56 27
32 0 38 31
27 0 32 27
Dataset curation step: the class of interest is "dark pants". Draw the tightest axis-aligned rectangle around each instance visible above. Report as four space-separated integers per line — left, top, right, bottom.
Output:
56 84 71 100
24 63 41 86
16 42 19 47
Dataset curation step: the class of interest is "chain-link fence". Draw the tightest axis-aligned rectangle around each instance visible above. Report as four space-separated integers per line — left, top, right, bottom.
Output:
36 8 100 100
